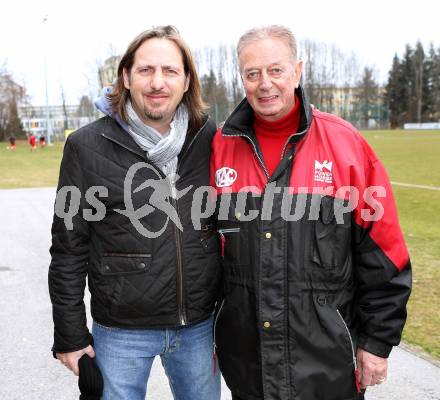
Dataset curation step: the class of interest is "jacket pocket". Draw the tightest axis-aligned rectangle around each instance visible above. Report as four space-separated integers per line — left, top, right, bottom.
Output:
336 308 361 393
306 293 359 398
218 227 248 266
214 285 263 397
101 253 152 275
312 196 351 269
100 253 152 317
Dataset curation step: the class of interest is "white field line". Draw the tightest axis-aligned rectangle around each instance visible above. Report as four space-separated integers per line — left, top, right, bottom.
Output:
391 181 440 191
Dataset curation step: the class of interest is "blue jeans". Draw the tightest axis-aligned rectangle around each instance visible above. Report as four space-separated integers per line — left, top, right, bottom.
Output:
92 315 220 400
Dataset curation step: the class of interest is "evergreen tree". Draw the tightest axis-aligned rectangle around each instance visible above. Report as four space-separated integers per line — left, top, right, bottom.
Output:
385 54 404 128
355 67 378 129
385 42 440 126
423 43 437 121
430 45 440 121
400 44 417 123
413 41 425 123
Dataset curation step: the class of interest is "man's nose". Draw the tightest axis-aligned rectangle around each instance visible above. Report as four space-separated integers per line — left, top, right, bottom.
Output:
259 71 272 91
150 70 165 91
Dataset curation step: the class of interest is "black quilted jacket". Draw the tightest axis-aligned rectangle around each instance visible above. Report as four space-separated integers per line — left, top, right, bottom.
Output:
49 115 220 353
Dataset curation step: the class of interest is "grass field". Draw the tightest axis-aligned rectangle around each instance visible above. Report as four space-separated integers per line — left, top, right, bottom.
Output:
0 141 64 188
1 130 440 359
362 130 440 359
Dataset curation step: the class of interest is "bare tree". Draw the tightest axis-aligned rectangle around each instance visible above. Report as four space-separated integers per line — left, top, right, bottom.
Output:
60 84 69 130
301 39 361 123
195 45 243 123
77 95 95 118
0 63 28 141
225 45 244 107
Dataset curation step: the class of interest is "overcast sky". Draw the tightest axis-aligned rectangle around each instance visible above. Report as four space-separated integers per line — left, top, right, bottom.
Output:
1 0 438 106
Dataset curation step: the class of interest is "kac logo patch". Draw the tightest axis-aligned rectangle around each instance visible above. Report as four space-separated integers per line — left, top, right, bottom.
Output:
314 160 333 183
215 167 238 187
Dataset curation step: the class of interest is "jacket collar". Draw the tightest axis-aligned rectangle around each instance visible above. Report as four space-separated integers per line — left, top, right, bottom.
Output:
222 84 313 144
101 117 146 159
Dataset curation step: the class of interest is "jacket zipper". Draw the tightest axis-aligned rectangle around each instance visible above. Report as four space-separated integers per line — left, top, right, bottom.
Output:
223 132 269 179
169 175 187 325
336 309 361 392
281 126 309 159
172 118 210 326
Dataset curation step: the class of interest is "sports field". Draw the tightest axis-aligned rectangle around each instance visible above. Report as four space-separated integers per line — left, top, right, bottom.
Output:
362 130 440 359
1 130 439 359
0 140 64 188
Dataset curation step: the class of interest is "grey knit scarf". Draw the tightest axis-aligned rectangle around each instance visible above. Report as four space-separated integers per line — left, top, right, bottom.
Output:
126 100 189 176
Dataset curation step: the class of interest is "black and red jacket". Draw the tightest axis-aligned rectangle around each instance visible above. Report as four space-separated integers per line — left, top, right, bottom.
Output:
210 86 411 400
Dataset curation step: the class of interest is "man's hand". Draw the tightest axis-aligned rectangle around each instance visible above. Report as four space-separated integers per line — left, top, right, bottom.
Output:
56 345 95 376
357 348 388 389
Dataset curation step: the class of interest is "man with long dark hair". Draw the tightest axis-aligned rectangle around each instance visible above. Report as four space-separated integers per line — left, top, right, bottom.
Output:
49 26 221 400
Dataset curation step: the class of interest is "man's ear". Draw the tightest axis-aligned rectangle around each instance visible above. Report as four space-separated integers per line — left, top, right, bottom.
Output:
293 60 304 88
123 68 131 90
184 74 190 92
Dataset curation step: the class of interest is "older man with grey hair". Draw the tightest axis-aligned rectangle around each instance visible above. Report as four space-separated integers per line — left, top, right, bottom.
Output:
211 25 411 400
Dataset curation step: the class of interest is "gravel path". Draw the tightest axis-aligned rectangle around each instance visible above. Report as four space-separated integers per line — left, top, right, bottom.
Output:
0 187 438 399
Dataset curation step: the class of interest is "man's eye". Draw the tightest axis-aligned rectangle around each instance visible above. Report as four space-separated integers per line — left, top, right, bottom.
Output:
247 71 259 80
270 68 282 75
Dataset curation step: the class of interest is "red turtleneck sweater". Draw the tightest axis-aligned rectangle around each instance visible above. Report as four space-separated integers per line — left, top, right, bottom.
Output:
253 96 301 176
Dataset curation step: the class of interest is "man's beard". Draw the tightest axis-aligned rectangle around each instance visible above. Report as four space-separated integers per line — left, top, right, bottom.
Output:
144 109 165 121
142 104 167 121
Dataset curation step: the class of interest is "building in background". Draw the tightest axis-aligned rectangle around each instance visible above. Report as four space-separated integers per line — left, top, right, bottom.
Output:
18 103 97 141
306 86 388 129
